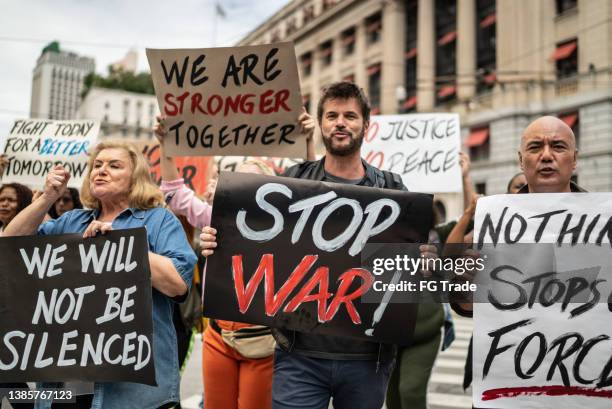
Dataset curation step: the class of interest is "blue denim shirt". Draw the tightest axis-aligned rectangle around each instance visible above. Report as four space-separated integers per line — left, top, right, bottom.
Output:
34 207 197 409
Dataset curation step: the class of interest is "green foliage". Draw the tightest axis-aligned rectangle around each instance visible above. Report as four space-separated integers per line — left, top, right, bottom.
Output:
82 66 155 98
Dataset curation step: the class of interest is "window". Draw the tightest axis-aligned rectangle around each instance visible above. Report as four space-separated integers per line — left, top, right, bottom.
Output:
341 27 356 56
270 29 281 43
553 39 578 79
475 182 487 195
556 0 577 14
285 17 297 37
322 0 337 12
476 0 496 93
365 13 382 44
303 4 315 25
300 52 312 77
367 63 381 114
466 126 490 161
559 111 579 147
320 41 333 67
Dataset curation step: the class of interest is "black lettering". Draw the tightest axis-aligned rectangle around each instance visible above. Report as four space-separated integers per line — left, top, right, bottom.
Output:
264 48 281 81
546 333 583 386
478 207 509 248
190 54 209 86
514 332 546 379
161 57 189 87
483 319 534 378
529 209 567 243
488 265 527 310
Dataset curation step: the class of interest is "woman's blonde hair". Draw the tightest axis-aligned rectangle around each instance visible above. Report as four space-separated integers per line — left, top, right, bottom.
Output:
81 139 164 210
237 159 276 176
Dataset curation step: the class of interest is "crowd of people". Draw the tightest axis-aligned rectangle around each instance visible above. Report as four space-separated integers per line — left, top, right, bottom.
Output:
0 80 582 409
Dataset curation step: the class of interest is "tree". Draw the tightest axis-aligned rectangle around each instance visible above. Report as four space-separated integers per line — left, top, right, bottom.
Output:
82 66 155 98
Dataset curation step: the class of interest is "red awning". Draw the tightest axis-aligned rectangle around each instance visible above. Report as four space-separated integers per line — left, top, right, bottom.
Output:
437 31 457 46
551 41 577 61
437 85 456 98
404 47 418 59
402 96 417 110
367 64 381 76
342 34 355 46
480 13 496 28
465 128 490 147
367 20 382 33
560 113 578 128
484 72 497 84
371 107 380 115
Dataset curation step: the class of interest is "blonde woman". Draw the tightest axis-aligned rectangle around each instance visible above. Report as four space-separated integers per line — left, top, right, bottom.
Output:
4 139 197 409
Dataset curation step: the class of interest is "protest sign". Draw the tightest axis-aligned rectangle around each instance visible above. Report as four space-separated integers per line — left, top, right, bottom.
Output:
473 194 612 409
215 155 302 175
0 228 155 385
146 43 306 158
362 113 461 193
134 139 213 196
0 119 100 188
203 172 433 344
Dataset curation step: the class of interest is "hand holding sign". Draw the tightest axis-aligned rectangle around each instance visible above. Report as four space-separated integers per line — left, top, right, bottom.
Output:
83 220 113 239
200 226 217 257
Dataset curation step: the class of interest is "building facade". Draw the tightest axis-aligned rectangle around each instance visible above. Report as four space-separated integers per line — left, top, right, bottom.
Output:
76 87 159 139
237 0 612 218
30 42 95 120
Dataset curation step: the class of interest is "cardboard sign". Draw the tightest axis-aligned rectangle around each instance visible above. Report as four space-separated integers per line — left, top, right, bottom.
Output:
203 172 433 344
134 139 213 196
215 155 302 176
0 228 155 385
146 43 306 158
473 194 612 409
0 119 100 188
362 114 462 193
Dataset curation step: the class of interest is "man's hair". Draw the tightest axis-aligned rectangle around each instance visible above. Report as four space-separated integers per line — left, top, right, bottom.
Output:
317 82 371 124
81 139 164 210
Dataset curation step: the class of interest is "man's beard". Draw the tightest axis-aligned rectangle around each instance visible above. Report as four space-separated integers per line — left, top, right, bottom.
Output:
322 129 364 157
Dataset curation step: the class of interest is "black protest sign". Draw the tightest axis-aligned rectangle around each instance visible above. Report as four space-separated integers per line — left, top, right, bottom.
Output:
146 43 306 158
203 172 433 344
0 228 155 385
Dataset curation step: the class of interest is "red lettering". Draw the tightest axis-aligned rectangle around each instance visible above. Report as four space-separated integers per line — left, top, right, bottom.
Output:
190 93 207 114
274 89 291 112
207 95 223 115
365 151 385 168
241 94 255 114
164 93 179 116
224 94 242 116
365 121 379 143
283 266 332 322
259 89 276 114
324 268 374 324
232 254 318 315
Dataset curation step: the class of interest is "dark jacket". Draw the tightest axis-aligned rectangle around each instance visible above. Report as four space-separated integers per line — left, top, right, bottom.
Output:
273 156 407 365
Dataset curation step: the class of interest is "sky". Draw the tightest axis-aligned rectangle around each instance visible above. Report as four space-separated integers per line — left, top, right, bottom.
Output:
0 0 290 136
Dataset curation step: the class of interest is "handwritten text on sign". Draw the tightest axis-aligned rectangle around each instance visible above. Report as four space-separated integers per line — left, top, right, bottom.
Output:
0 119 100 188
146 43 306 158
203 172 433 344
0 228 155 385
473 194 612 409
363 114 461 193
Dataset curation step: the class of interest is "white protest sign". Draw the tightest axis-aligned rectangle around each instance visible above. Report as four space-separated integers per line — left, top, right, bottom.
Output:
146 43 306 158
215 155 302 175
362 113 462 193
473 193 612 409
1 119 100 188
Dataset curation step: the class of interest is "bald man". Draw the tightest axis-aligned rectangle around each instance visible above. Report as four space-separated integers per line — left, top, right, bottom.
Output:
518 115 583 193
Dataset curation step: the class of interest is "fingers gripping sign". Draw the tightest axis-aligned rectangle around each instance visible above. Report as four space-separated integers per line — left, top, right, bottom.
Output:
200 226 218 257
83 220 113 239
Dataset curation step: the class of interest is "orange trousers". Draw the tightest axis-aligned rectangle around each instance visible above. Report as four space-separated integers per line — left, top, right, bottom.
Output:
202 326 273 409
